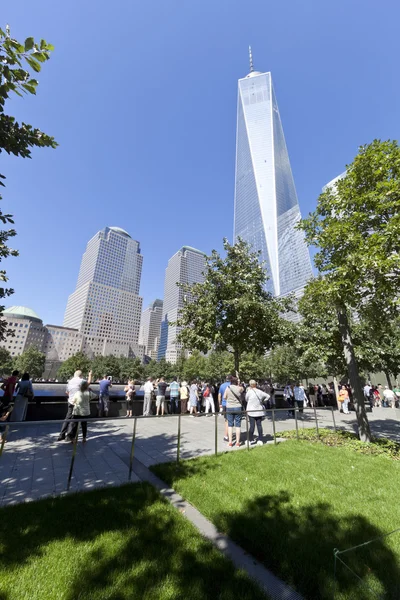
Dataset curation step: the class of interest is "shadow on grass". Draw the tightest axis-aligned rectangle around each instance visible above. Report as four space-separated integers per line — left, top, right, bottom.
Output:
0 482 265 600
153 462 400 600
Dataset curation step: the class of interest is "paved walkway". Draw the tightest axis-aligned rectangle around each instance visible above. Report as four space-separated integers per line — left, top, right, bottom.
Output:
0 406 399 506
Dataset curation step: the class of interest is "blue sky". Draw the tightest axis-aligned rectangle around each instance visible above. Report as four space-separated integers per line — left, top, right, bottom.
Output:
3 0 400 325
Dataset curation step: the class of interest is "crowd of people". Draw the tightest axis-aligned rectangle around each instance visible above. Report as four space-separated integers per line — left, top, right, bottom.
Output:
2 368 399 447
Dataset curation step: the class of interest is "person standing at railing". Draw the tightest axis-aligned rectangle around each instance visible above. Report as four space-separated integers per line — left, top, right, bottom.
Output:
203 382 215 416
189 380 199 417
156 377 168 417
58 370 92 441
169 377 180 414
246 380 269 446
125 380 136 417
143 377 154 416
180 381 189 413
11 373 34 422
293 382 306 415
66 380 91 443
219 376 231 442
224 376 244 447
98 375 112 417
338 385 350 414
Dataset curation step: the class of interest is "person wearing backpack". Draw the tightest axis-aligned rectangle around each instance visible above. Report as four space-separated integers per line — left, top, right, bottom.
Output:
246 380 269 446
203 382 215 416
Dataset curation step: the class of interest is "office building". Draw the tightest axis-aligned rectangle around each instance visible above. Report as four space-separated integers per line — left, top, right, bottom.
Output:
64 226 144 358
139 299 163 360
234 49 312 297
1 306 46 357
322 172 346 193
158 246 206 363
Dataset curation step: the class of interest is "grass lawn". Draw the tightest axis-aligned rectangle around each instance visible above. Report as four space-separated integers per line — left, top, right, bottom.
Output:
0 482 267 600
152 439 400 600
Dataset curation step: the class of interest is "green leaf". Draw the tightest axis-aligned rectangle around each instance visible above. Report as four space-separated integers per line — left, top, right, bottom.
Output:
25 56 41 73
32 51 47 63
24 37 34 51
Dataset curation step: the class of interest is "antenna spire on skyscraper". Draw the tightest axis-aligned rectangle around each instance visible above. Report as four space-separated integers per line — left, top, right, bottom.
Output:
249 46 254 72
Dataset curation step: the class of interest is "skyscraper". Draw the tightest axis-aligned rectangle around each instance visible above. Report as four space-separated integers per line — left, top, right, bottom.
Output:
64 226 144 357
139 299 163 360
158 246 206 364
234 49 312 297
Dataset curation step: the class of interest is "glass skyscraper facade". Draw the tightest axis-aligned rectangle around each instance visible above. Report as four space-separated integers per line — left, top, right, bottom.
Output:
158 246 206 364
234 61 312 297
64 226 144 358
139 299 163 360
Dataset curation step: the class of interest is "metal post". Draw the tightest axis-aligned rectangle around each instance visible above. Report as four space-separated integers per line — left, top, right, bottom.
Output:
176 414 181 463
245 411 250 451
128 417 137 481
331 406 337 433
214 412 218 456
67 420 80 491
314 407 319 438
0 424 9 458
272 408 277 445
295 408 299 441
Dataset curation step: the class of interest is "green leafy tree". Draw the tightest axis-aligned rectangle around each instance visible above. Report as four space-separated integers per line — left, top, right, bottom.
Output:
14 346 45 378
0 26 56 341
239 352 270 382
299 140 400 441
182 351 207 382
176 238 292 373
0 346 13 375
205 351 234 382
118 357 145 382
57 352 92 381
91 355 121 381
144 358 174 381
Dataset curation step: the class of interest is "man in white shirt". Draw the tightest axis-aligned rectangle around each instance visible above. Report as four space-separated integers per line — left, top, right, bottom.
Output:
143 377 154 416
383 386 396 408
58 369 92 441
293 383 306 414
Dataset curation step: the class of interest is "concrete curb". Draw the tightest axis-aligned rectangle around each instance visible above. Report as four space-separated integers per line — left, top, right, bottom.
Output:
131 459 304 600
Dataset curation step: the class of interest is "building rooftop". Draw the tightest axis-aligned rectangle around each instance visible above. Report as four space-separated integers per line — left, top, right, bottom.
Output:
181 245 206 256
109 226 131 238
4 306 42 322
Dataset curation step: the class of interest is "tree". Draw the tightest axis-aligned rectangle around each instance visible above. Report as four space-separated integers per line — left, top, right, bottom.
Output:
239 352 270 382
181 351 207 382
91 355 121 381
0 346 13 374
176 238 292 373
57 352 92 381
205 351 234 382
299 140 400 442
0 26 56 341
118 357 145 382
14 346 45 378
266 345 305 384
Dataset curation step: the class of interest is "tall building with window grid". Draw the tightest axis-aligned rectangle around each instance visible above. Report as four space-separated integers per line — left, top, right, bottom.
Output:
234 50 312 298
158 247 206 364
139 299 163 360
64 227 144 358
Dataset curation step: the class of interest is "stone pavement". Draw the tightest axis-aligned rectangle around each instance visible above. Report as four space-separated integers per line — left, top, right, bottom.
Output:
0 406 399 507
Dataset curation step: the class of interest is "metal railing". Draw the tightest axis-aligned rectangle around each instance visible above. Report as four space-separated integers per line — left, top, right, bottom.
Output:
0 406 338 492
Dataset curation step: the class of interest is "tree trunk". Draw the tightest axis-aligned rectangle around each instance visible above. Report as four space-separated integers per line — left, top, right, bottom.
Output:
337 305 371 443
333 376 340 409
234 349 240 378
384 370 393 390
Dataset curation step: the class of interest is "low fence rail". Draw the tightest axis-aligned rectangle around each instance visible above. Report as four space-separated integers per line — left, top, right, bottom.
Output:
0 406 338 491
